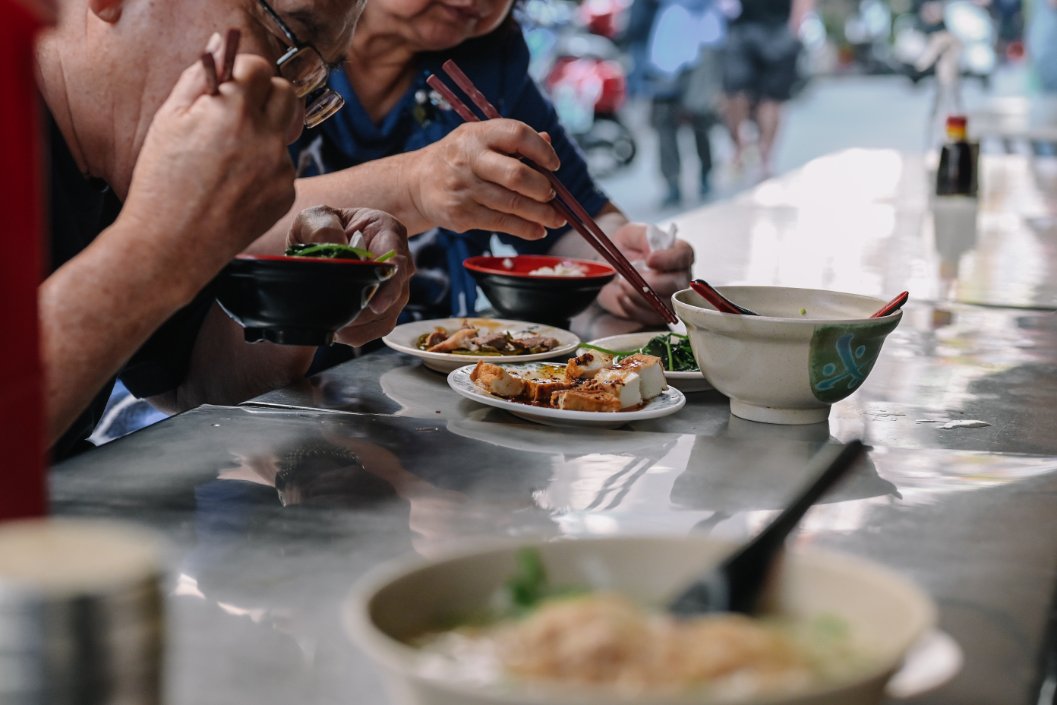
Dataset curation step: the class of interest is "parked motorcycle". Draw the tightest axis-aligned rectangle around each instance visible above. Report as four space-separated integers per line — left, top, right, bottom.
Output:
521 0 638 177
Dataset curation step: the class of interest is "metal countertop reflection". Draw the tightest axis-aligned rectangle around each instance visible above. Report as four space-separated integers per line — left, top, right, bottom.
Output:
53 314 1057 705
671 150 1057 312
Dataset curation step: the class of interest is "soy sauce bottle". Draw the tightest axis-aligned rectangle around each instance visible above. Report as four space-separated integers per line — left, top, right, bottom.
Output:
935 115 978 197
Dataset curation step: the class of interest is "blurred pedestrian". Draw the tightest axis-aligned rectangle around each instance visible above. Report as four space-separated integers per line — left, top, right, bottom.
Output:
644 0 725 206
721 0 812 177
1027 0 1057 92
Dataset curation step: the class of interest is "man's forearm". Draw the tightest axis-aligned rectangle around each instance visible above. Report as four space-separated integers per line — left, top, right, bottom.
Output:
39 221 197 445
151 305 314 413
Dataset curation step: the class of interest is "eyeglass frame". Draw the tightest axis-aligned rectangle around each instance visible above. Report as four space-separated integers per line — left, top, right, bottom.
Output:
254 0 346 127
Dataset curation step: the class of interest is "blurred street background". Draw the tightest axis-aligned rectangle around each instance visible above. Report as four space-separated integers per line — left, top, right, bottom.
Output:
516 0 1055 223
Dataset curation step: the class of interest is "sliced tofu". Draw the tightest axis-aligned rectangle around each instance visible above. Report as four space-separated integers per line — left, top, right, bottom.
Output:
565 351 613 381
614 354 667 400
523 377 574 405
470 361 525 399
553 387 622 412
593 368 643 409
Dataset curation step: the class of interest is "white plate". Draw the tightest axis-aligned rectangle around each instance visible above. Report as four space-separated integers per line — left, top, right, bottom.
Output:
582 332 712 393
382 318 580 373
447 362 686 428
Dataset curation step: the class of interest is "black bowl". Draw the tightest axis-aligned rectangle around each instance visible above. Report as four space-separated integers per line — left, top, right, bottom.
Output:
464 255 616 328
215 254 397 346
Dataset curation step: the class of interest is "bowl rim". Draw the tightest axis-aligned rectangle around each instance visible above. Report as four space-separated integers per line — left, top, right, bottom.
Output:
233 253 397 268
464 254 616 281
673 286 904 326
343 534 937 705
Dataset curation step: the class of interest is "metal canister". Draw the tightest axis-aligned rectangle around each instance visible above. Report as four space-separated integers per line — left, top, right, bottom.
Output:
0 519 165 705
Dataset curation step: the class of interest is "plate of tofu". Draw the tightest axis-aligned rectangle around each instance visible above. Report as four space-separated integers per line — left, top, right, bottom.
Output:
383 318 580 373
447 351 686 428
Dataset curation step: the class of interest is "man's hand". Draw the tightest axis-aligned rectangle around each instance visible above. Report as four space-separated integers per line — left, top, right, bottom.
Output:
407 120 567 241
287 206 413 347
119 43 300 302
596 223 694 324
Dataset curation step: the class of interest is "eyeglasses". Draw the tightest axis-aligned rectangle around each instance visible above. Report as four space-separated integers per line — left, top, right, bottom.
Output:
255 0 345 128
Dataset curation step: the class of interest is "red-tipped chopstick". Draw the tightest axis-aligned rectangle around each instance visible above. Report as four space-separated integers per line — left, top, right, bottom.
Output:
690 279 758 315
871 291 909 318
427 61 678 325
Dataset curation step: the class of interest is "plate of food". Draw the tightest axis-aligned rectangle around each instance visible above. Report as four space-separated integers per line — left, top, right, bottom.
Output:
447 352 686 428
580 332 711 393
383 318 580 373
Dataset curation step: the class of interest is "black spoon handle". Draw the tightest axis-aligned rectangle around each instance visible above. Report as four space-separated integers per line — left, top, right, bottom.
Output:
727 440 866 568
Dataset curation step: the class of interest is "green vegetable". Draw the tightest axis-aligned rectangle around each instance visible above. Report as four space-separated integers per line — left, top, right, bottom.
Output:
800 307 808 316
581 332 699 372
506 548 548 610
285 242 382 260
495 548 586 617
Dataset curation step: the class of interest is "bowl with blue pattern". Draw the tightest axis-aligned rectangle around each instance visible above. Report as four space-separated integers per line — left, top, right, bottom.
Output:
673 286 903 425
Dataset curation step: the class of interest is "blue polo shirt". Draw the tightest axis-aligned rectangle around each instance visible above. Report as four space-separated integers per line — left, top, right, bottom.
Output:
290 24 609 320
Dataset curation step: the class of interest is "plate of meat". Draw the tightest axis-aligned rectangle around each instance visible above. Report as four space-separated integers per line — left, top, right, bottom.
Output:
446 352 686 428
382 318 580 373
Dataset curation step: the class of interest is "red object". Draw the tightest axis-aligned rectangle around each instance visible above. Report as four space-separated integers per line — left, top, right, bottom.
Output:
580 0 627 40
463 255 616 280
433 61 678 325
545 57 627 115
0 0 48 518
690 279 758 315
870 291 910 318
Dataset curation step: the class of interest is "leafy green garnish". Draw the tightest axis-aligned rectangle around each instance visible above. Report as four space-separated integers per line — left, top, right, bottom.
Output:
285 242 380 260
507 548 548 609
581 332 699 372
375 249 397 262
493 548 586 617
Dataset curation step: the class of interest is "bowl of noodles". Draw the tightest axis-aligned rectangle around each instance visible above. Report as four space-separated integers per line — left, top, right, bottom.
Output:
344 536 936 705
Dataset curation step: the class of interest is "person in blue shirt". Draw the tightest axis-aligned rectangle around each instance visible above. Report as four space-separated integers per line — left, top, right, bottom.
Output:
283 0 695 331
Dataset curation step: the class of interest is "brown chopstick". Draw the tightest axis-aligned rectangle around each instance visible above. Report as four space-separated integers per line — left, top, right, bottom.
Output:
220 28 241 84
430 61 678 325
202 29 242 95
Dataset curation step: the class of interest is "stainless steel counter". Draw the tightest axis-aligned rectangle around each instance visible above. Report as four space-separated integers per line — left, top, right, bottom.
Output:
52 150 1057 705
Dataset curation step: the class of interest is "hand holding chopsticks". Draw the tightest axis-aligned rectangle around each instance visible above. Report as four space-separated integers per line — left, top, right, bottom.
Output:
427 60 679 325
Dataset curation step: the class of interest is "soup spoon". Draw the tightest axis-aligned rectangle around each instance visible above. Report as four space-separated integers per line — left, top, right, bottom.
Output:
690 279 759 315
667 440 866 616
871 290 909 318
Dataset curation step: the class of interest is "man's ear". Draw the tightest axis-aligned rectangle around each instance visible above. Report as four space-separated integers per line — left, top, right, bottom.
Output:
88 0 123 23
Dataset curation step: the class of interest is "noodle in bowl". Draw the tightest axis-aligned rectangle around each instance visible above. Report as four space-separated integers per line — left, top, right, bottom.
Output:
344 536 936 705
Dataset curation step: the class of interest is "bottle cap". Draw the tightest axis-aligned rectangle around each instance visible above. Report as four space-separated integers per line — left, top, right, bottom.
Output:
945 115 968 140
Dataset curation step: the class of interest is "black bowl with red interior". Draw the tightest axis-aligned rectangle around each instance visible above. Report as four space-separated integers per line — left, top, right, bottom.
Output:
215 253 397 346
464 255 616 328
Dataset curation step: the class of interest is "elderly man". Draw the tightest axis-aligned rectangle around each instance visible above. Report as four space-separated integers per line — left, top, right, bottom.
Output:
34 0 413 458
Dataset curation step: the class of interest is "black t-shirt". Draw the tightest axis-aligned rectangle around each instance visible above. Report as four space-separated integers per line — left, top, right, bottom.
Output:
733 0 793 26
48 115 215 460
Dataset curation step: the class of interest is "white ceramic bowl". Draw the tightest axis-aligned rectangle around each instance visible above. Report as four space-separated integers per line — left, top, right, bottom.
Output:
345 536 936 705
672 287 903 425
